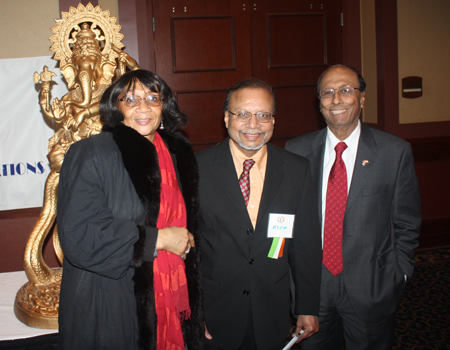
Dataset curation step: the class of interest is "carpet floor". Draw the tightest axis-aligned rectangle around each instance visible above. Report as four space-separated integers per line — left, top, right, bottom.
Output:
394 247 450 349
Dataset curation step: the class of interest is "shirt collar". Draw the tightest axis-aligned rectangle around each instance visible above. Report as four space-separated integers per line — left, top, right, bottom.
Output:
325 120 361 162
229 138 268 175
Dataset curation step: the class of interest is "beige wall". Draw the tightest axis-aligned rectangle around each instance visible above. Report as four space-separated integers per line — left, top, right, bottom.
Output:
0 0 118 60
397 0 450 124
99 1 119 23
0 0 60 59
360 0 377 124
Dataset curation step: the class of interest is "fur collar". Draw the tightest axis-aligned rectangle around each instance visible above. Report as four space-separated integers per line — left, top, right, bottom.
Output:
102 123 204 350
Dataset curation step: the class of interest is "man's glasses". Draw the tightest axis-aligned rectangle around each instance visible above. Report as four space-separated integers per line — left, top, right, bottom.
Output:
318 85 361 99
118 94 163 108
227 110 274 123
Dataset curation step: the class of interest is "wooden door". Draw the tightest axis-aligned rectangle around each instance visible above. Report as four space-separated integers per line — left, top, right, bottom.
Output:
152 0 343 150
251 0 343 147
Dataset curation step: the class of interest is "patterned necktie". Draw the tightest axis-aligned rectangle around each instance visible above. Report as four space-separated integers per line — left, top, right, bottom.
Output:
323 142 348 276
239 159 255 206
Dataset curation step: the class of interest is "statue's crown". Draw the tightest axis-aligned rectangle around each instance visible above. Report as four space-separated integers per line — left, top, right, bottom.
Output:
76 23 97 41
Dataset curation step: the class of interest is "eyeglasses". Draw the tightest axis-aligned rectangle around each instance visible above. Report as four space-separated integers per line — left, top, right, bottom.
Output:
227 110 274 123
318 85 361 99
117 94 163 107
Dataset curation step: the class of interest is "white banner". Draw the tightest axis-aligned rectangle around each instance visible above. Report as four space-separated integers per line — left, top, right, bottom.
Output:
0 56 68 211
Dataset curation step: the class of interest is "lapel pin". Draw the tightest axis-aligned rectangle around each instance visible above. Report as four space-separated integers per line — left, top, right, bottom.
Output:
362 160 369 166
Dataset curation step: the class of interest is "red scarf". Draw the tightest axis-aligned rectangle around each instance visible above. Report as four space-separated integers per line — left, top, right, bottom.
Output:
153 132 191 350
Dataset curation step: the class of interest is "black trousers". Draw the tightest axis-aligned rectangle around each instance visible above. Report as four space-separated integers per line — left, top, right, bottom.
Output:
300 265 396 350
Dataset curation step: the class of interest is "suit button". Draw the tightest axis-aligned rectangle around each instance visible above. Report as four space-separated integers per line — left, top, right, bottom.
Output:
249 259 255 265
243 290 249 295
246 229 253 235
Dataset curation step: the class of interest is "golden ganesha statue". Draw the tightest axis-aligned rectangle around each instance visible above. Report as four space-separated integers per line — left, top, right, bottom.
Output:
14 2 140 329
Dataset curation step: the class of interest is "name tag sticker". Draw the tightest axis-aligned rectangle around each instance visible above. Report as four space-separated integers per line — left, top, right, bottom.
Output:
267 213 295 238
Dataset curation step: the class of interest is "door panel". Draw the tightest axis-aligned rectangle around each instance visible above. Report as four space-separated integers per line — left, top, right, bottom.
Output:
153 0 252 90
268 14 327 68
171 16 236 72
272 85 326 147
176 90 229 146
252 1 342 80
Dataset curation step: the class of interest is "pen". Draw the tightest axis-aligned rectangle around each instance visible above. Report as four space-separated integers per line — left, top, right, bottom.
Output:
281 329 305 350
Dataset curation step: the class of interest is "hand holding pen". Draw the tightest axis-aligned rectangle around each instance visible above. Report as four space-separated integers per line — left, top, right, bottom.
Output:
282 329 305 350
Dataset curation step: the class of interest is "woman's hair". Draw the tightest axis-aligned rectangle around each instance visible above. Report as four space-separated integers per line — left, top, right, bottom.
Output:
100 69 187 132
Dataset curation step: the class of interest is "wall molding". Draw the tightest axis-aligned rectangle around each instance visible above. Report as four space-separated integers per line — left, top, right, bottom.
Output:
409 136 450 163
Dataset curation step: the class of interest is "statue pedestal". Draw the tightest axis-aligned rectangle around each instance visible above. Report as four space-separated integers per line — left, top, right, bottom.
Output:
14 268 62 329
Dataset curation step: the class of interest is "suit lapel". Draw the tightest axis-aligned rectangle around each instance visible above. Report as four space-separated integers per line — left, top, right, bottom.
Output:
300 125 377 220
211 139 252 223
308 130 327 221
346 124 378 213
256 144 284 226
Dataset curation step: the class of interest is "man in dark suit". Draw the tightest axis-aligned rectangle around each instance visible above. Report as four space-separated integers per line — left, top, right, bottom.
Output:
196 78 323 350
285 65 421 349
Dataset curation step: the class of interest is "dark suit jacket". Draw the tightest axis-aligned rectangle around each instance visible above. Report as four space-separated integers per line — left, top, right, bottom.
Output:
285 123 421 323
196 139 322 350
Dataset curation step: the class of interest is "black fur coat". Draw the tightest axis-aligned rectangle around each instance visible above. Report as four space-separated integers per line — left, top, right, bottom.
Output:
104 123 204 350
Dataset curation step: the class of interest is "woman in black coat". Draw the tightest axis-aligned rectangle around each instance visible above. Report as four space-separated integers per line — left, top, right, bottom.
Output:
57 69 204 350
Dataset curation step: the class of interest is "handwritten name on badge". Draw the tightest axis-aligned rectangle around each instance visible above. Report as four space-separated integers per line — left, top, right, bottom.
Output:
267 213 295 238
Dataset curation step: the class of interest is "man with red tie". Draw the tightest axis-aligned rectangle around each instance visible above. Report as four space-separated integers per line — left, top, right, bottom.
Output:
196 78 323 350
285 65 421 349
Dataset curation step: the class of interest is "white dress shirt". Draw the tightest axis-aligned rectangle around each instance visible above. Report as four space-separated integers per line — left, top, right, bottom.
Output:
321 120 361 245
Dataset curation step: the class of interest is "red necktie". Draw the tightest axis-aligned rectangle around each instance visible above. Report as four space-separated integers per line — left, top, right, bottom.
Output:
323 142 348 276
239 159 255 206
